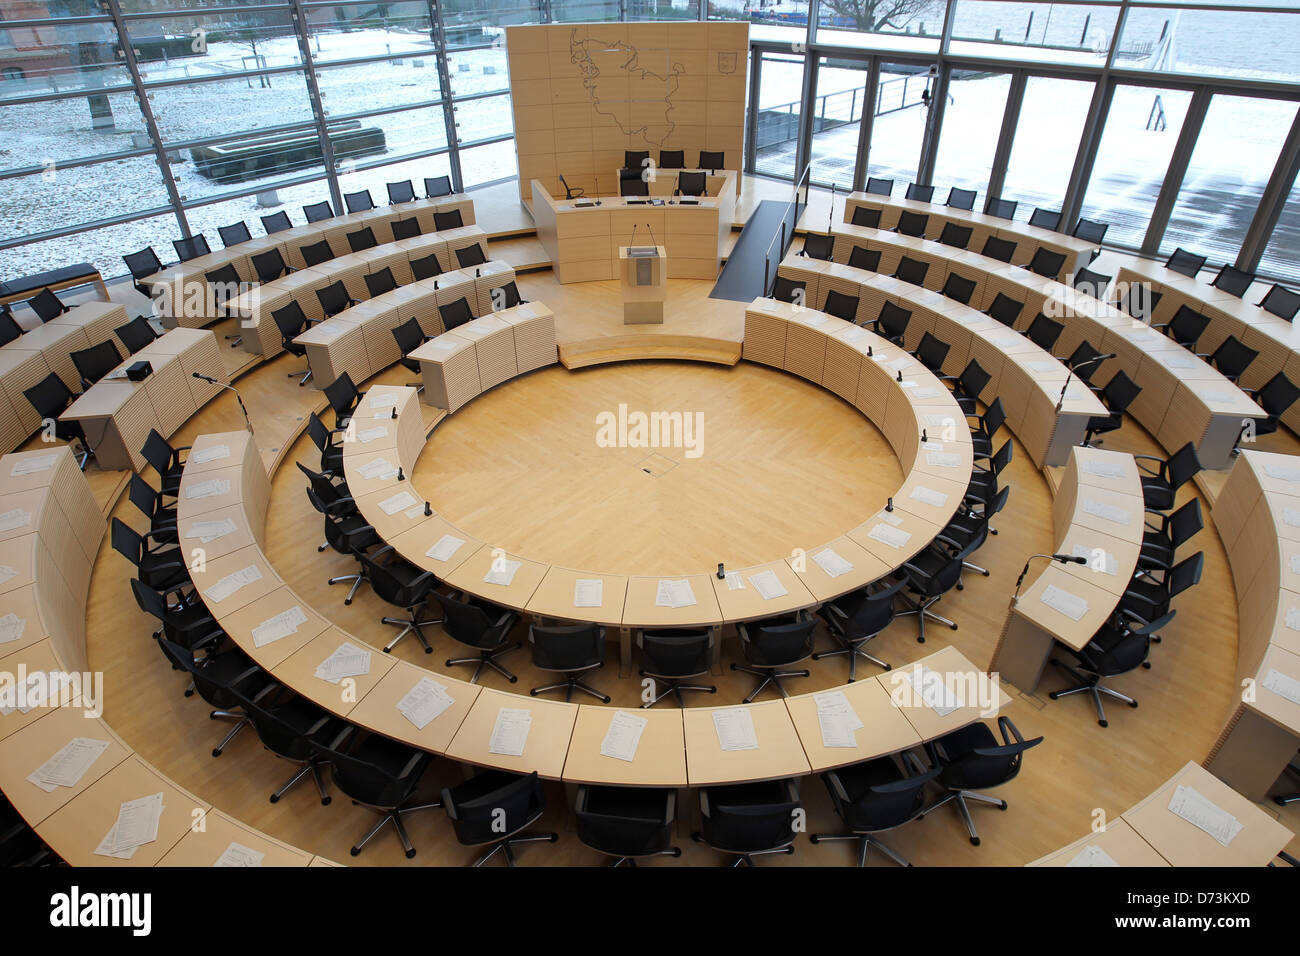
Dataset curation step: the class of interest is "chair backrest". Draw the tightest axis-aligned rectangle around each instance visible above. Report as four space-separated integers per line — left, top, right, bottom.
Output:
638 629 712 678
865 176 893 196
28 287 68 323
530 622 604 671
123 246 164 282
575 786 673 858
741 618 815 668
295 459 347 508
1209 335 1258 381
845 577 908 639
300 239 333 268
823 289 859 324
115 315 158 354
424 175 453 198
984 197 1017 220
0 307 23 347
330 733 428 808
801 233 834 261
130 576 168 622
1025 313 1063 351
173 235 210 262
905 182 934 203
252 249 290 284
1164 246 1206 279
699 150 724 169
980 395 1007 437
1028 207 1061 231
1027 247 1066 280
204 264 242 314
958 359 990 400
391 317 425 357
772 275 804 304
1065 340 1103 383
1259 284 1300 321
391 217 422 240
410 252 443 281
981 235 1017 263
455 243 488 268
1166 497 1204 551
941 272 976 305
217 221 252 247
361 548 433 609
1258 371 1300 419
129 472 163 519
895 255 928 286
916 332 950 373
260 210 293 234
559 175 583 200
1120 283 1161 323
70 339 121 388
387 180 417 204
1165 442 1202 490
659 149 684 169
851 205 881 228
444 771 544 845
364 267 398 298
619 174 649 198
946 187 977 211
434 593 498 648
1072 267 1111 297
22 372 72 421
343 189 374 213
678 171 707 197
439 297 474 331
1167 551 1205 599
847 246 881 273
1072 218 1108 245
315 280 352 318
306 411 334 458
142 428 178 477
988 438 1013 476
1101 369 1142 414
829 760 941 831
986 292 1023 327
272 301 308 340
1212 263 1255 298
1167 304 1209 346
896 211 928 238
324 372 358 420
700 781 799 854
235 690 331 761
302 200 334 223
877 300 911 341
937 222 972 250
937 718 1043 790
624 149 650 170
492 281 523 310
434 209 464 230
109 516 143 566
346 226 377 252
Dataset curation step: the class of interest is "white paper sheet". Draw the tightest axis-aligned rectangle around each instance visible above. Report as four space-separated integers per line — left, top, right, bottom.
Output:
357 426 388 444
748 569 788 600
484 559 522 587
488 707 532 756
27 737 109 792
868 523 912 549
910 486 948 508
184 518 237 544
811 548 853 578
95 792 164 858
1081 459 1126 480
0 565 15 587
1262 668 1300 705
184 478 230 500
599 710 648 762
902 666 961 716
814 690 863 748
1071 544 1118 576
0 612 26 644
426 534 464 562
357 457 398 480
1083 498 1131 525
1041 584 1089 621
203 564 263 604
251 605 308 647
712 709 758 752
189 444 230 465
11 454 56 476
925 451 960 468
1167 785 1243 846
573 578 603 608
214 842 265 867
654 579 697 609
378 491 418 515
396 677 455 730
1066 844 1121 867
0 508 33 532
313 641 372 684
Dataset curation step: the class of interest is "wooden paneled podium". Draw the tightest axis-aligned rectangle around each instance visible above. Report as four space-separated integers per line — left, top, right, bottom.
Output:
619 245 666 325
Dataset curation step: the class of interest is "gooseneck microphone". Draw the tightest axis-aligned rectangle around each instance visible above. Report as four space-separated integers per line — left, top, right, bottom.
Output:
1012 552 1089 605
1055 353 1117 413
193 372 255 439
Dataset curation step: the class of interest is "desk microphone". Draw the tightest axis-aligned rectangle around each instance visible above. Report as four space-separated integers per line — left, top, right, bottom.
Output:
391 406 397 420
397 467 404 481
1055 353 1116 413
629 223 638 249
192 372 254 438
1012 553 1088 606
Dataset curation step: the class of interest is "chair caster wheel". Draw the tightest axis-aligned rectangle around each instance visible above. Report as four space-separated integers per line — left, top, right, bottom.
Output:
318 544 328 552
1098 719 1108 728
882 663 892 671
344 599 352 606
809 835 820 844
184 689 194 697
950 623 958 630
424 647 433 654
444 660 454 667
508 676 518 683
350 847 361 857
981 570 989 577
970 837 980 846
956 584 963 591
550 833 559 842
998 801 1008 810
728 663 738 671
917 637 926 644
708 688 717 693
847 677 856 683
529 689 539 696
321 797 331 806
405 849 416 859
600 696 611 703
383 647 391 653
1128 700 1138 708
1141 661 1150 669
269 795 280 804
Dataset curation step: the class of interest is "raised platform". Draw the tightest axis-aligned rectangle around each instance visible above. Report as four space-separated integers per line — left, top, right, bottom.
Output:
559 333 742 369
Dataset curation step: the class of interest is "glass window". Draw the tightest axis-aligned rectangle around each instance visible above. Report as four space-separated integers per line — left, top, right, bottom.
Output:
931 70 1012 197
948 1 1119 66
0 156 172 246
455 93 512 146
335 153 453 207
1000 74 1093 220
627 1 702 19
754 51 805 180
1118 5 1300 84
0 93 149 174
1161 94 1299 266
553 1 621 22
316 58 440 117
864 62 935 185
1078 85 1193 249
180 177 333 248
458 139 516 188
448 47 509 99
0 17 129 103
816 0 944 54
808 55 870 189
148 71 316 145
1258 182 1299 286
127 10 303 84
442 1 541 45
301 3 435 64
0 212 180 280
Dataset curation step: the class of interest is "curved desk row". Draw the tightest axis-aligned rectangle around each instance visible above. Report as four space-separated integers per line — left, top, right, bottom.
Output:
145 194 476 330
0 300 132 453
824 221 1264 470
180 427 1007 788
1206 449 1300 800
778 252 1107 469
990 446 1146 693
228 226 491 359
0 446 328 867
1029 760 1292 867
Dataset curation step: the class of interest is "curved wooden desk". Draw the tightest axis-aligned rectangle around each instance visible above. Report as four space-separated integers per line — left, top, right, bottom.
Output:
990 446 1145 694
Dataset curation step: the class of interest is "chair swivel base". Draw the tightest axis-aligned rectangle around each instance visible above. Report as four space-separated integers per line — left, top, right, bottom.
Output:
471 831 558 866
604 847 682 866
812 636 891 682
328 567 367 605
269 757 331 806
640 676 717 709
288 365 312 386
382 609 442 654
957 561 989 590
895 594 958 643
924 789 1008 846
446 642 521 683
350 800 441 859
1276 792 1300 806
730 663 809 703
208 709 248 757
1048 659 1138 727
530 671 610 703
691 833 793 866
809 832 912 867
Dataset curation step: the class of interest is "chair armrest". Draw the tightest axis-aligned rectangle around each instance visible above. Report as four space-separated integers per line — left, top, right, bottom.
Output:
326 724 354 751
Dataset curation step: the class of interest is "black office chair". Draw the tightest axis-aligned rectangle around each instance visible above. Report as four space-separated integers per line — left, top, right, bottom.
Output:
128 473 176 543
1072 267 1111 297
1061 339 1106 386
315 280 356 320
1152 304 1209 349
391 217 422 241
895 540 964 642
23 373 92 468
1211 263 1255 298
129 577 219 660
217 221 252 247
1023 247 1066 280
0 307 22 347
364 267 398 299
327 727 438 858
491 281 526 310
252 248 293 284
693 779 800 866
158 639 269 756
1083 370 1142 447
410 252 444 281
261 210 293 234
386 180 417 204
1119 282 1161 324
952 359 991 415
302 200 334 223
1050 611 1175 726
1135 442 1202 512
436 592 520 681
924 716 1043 845
271 301 314 386
965 439 1012 519
1028 207 1061 231
895 211 929 238
619 172 649 198
865 176 893 196
29 287 68 323
624 149 650 170
346 226 378 253
731 615 815 702
969 396 1006 462
304 480 378 606
847 245 881 272
678 170 707 198
528 622 609 702
813 576 906 680
1119 552 1204 628
942 485 1008 587
872 300 911 346
945 187 977 211
984 197 1017 220
559 175 585 200
1272 763 1300 808
111 517 189 596
442 770 556 866
70 339 121 390
575 785 679 866
299 238 333 268
659 149 684 169
361 545 440 654
823 289 860 324
800 233 834 261
941 272 977 305
1139 498 1202 575
1200 334 1258 384
637 629 716 708
455 243 488 269
913 331 954 380
324 371 360 429
173 234 211 263
1258 284 1300 321
235 685 344 806
424 175 453 198
1023 313 1063 352
698 150 724 170
811 753 940 867
905 182 934 203
894 255 928 287
851 205 881 228
343 189 374 213
1239 372 1300 450
439 297 474 332
937 222 973 250
981 235 1017 263
1165 247 1206 279
772 275 805 304
985 291 1023 328
203 263 243 346
1073 218 1108 248
391 317 428 388
123 246 165 298
141 428 188 498
307 411 344 477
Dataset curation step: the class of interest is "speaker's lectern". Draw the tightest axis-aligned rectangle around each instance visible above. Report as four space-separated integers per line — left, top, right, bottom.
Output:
619 245 666 325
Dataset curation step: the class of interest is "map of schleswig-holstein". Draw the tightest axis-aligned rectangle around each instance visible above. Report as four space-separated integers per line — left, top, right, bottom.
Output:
569 30 685 146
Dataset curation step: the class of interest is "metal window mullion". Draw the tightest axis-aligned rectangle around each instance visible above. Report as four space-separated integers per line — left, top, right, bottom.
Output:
100 0 190 239
985 70 1026 202
1059 78 1114 231
288 0 343 215
916 0 956 185
807 0 820 46
1238 108 1300 270
851 58 882 193
744 43 762 174
793 51 819 185
1139 86 1210 256
428 0 463 192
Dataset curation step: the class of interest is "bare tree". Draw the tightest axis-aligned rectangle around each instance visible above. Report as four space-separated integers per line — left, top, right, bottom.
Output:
820 0 941 33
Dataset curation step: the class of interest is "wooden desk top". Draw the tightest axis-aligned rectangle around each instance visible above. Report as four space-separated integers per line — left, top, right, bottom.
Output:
562 706 688 787
785 676 924 773
1027 818 1169 867
683 699 811 786
444 687 578 780
440 543 549 613
343 660 480 754
883 645 1011 739
159 808 315 867
709 560 816 623
1247 643 1300 735
526 566 630 627
0 706 130 825
786 536 889 604
273 627 397 717
621 573 725 629
216 585 331 669
62 382 139 420
1015 568 1119 653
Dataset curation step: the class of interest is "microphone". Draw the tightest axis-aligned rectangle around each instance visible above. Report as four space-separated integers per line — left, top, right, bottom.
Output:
645 222 659 251
192 372 219 384
629 223 639 249
1055 353 1117 413
1012 553 1088 605
192 372 254 438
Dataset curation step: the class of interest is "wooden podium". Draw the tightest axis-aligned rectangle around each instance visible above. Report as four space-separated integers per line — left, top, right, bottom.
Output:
619 245 666 325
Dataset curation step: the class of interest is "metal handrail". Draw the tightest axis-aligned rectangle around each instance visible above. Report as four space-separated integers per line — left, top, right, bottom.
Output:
763 164 813 298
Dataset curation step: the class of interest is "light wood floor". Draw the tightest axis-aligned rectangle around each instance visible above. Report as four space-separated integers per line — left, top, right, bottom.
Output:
62 258 1300 867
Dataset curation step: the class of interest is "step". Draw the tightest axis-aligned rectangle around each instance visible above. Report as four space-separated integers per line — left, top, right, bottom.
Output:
559 334 742 370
